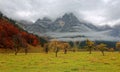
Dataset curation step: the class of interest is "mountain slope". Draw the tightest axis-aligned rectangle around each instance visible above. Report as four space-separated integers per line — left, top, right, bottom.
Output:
0 12 39 49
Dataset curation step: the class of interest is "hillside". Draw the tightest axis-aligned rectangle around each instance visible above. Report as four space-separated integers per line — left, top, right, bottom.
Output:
0 12 39 50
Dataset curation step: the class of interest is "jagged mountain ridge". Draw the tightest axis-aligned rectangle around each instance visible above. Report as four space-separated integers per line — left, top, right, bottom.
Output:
25 13 100 33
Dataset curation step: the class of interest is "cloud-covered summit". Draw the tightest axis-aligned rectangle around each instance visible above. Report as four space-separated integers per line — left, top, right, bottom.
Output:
0 0 120 26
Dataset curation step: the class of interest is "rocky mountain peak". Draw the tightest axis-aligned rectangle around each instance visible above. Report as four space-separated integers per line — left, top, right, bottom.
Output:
62 13 80 24
26 12 99 32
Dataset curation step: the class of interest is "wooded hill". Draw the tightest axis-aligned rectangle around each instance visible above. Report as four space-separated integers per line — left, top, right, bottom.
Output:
0 12 47 54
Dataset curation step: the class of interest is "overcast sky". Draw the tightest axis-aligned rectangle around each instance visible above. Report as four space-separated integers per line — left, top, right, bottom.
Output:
0 0 120 26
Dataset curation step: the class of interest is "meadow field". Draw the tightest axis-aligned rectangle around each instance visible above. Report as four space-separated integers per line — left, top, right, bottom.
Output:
0 52 120 72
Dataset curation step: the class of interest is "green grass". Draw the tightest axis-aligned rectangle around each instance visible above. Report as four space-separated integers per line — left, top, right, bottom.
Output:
0 52 120 72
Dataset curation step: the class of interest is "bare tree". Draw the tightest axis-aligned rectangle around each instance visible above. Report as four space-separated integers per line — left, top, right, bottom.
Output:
86 39 94 54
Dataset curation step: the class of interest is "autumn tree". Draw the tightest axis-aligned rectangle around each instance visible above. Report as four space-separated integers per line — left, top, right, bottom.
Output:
62 43 70 54
13 34 28 55
49 40 61 57
13 35 22 55
86 39 94 54
96 43 108 56
57 42 70 54
116 42 120 53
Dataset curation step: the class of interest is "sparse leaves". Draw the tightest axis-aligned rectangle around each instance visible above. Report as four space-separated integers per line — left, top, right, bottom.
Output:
96 43 108 56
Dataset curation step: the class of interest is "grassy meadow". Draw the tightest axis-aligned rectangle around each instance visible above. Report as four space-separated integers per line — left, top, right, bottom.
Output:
0 51 120 72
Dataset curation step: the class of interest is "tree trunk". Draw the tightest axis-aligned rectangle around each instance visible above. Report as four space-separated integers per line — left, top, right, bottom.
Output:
56 52 58 57
101 51 105 56
64 49 67 54
15 51 17 55
89 47 92 54
15 48 19 55
45 47 48 54
55 47 59 57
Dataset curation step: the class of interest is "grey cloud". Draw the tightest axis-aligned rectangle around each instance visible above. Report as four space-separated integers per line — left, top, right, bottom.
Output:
106 0 120 20
0 0 120 26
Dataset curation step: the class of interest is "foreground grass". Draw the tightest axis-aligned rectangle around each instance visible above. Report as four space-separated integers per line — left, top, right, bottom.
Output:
0 52 120 72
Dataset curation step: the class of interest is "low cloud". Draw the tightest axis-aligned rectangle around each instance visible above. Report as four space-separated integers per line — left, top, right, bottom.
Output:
0 0 120 26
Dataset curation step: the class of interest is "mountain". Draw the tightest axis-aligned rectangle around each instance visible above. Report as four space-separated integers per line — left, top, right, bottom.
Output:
107 24 120 37
25 17 53 33
25 13 98 33
59 13 98 32
23 13 119 41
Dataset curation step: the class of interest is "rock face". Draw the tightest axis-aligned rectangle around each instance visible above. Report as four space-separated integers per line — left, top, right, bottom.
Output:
25 17 52 33
25 13 100 33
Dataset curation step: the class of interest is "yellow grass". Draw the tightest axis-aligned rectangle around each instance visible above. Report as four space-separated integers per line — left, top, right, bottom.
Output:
0 51 120 72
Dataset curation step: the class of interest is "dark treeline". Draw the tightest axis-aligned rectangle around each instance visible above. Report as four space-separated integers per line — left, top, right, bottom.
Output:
68 40 117 49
